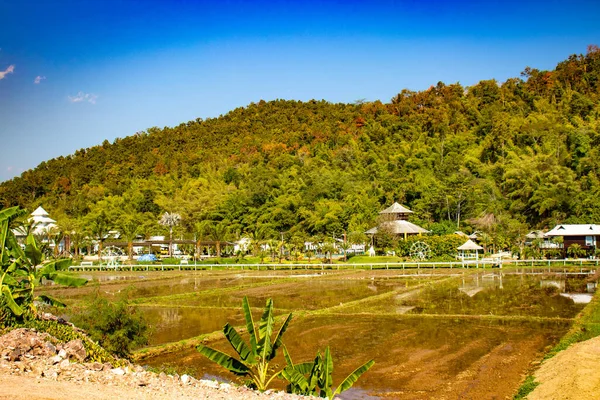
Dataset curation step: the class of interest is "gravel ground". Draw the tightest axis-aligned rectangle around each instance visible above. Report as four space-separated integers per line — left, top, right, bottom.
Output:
0 328 309 400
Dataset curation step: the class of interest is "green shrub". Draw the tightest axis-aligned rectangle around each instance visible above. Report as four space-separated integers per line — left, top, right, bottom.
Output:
396 234 466 259
513 375 539 399
70 293 149 359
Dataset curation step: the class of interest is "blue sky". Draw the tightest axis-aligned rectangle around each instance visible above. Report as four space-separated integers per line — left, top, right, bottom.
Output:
1 0 599 182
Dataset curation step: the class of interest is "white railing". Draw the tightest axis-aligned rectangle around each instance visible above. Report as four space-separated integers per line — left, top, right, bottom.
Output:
68 258 600 272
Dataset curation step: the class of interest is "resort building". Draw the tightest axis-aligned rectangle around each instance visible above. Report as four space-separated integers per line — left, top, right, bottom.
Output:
29 206 57 235
545 224 600 257
525 230 561 249
366 202 429 240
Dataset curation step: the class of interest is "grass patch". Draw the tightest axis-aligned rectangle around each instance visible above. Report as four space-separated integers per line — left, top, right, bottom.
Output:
513 375 539 400
513 290 600 398
346 255 403 264
543 293 600 360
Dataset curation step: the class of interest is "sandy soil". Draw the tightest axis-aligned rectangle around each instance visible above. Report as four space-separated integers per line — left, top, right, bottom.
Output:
528 335 600 400
0 373 266 400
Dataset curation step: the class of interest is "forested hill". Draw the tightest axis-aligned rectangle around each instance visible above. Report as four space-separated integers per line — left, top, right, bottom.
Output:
1 46 600 244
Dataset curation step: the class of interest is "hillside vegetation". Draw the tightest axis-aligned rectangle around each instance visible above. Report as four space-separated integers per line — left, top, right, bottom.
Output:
1 46 600 247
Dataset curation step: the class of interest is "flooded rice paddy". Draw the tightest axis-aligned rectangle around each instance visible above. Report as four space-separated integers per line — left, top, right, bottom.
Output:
42 268 597 399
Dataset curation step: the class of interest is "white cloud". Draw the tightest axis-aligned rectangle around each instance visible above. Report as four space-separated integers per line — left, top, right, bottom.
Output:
34 75 46 84
6 166 13 172
68 91 98 104
0 65 15 80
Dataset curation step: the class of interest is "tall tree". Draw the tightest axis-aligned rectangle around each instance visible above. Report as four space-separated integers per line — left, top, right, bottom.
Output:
159 212 181 257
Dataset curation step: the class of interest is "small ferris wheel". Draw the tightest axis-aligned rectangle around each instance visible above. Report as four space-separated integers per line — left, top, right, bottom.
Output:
101 246 122 267
409 241 431 261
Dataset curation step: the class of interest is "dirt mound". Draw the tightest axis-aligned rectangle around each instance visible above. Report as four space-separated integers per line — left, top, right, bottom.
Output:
0 328 305 399
528 335 600 399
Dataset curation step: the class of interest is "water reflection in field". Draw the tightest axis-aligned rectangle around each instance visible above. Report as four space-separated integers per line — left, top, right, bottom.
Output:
41 268 596 398
143 314 569 399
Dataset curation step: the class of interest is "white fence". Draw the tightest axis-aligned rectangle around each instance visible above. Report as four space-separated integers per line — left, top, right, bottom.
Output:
68 258 600 272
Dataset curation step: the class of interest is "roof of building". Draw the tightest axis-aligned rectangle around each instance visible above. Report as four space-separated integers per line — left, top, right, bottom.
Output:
457 239 484 251
525 230 546 239
30 206 56 227
366 220 429 235
31 206 50 217
545 224 600 237
379 202 413 215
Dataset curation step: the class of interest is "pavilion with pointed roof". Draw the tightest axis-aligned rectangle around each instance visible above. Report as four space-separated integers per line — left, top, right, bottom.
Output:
457 239 484 260
366 202 429 240
30 206 57 235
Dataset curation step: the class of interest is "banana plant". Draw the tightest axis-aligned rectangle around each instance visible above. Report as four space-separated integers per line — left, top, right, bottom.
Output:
197 296 292 391
281 345 374 399
1 206 87 317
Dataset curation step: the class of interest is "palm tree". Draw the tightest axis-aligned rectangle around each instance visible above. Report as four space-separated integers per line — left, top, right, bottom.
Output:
193 221 207 261
207 221 229 258
88 211 110 262
567 243 585 259
249 226 270 257
339 241 351 262
68 221 86 259
159 212 181 257
57 217 78 257
479 232 492 254
46 226 64 258
119 215 142 261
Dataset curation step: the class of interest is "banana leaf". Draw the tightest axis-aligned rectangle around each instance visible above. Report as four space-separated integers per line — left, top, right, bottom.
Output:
282 346 316 377
281 366 310 393
5 232 25 260
24 235 42 266
269 311 292 361
283 345 294 366
197 344 250 375
223 323 256 364
48 273 88 287
333 359 375 397
1 286 23 316
0 207 20 223
242 296 258 356
319 347 334 398
257 298 274 360
36 294 67 308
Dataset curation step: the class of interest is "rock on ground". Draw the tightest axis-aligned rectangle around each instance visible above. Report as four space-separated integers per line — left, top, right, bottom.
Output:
0 328 308 400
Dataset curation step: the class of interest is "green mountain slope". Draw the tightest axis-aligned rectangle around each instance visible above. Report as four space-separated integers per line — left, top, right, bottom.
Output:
1 46 600 244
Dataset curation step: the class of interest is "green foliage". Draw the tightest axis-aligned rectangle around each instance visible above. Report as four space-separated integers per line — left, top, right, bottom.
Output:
69 293 150 359
3 47 600 243
543 292 600 360
281 345 374 399
197 296 292 391
513 375 539 400
396 235 466 259
161 257 181 265
0 206 87 317
567 243 586 258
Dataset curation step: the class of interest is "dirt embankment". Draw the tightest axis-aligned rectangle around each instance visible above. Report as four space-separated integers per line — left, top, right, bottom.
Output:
0 328 305 400
528 335 600 400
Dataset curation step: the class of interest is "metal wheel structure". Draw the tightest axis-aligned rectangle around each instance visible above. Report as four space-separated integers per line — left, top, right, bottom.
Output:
101 246 122 267
409 241 431 261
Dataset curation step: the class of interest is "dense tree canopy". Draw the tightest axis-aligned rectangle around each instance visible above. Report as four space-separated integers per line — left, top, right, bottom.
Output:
2 46 599 247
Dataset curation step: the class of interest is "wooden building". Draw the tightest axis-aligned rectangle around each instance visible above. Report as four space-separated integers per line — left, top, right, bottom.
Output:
366 202 429 240
545 224 600 257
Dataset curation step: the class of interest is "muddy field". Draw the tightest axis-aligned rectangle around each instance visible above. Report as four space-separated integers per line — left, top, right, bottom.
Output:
41 268 596 399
